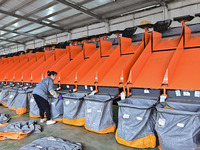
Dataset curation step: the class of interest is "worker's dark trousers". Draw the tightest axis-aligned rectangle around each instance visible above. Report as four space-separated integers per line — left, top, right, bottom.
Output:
33 94 51 120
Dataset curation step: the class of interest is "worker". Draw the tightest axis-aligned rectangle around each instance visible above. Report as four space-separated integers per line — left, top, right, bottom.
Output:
32 70 62 125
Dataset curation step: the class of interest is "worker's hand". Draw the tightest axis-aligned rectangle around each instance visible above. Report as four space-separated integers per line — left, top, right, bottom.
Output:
58 95 62 100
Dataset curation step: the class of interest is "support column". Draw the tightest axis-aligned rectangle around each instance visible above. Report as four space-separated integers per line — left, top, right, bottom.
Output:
86 26 89 36
34 40 36 49
42 39 45 46
163 6 168 20
56 34 58 43
105 22 110 33
68 32 72 41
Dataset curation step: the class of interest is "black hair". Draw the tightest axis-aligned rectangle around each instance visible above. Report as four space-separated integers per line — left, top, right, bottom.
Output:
47 70 57 76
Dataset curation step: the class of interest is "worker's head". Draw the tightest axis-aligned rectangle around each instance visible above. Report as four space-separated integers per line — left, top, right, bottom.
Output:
47 70 57 81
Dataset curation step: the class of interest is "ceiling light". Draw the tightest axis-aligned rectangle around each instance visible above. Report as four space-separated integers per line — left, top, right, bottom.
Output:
13 23 18 27
48 8 54 14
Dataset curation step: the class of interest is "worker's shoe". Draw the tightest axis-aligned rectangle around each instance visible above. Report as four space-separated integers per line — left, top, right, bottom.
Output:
40 118 47 123
46 119 56 125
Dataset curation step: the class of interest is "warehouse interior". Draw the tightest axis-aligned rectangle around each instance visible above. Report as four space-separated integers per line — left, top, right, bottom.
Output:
1 0 200 150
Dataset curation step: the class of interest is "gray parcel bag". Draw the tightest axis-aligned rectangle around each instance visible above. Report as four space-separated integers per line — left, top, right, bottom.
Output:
0 120 41 140
0 89 9 106
30 95 63 121
29 95 40 118
49 96 63 121
15 89 32 115
19 136 82 150
0 113 10 124
84 95 116 133
7 89 18 110
155 101 200 150
116 98 157 148
63 93 86 126
0 120 41 134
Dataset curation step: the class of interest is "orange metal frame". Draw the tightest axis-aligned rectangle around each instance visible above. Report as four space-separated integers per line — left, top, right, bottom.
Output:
1 20 200 95
56 43 96 88
126 30 182 90
13 52 44 83
167 22 200 90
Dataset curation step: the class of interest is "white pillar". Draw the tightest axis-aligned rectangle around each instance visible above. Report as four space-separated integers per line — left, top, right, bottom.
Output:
56 34 58 43
105 22 110 33
68 32 72 40
42 39 45 46
34 40 36 48
163 6 168 20
86 26 89 36
132 14 135 26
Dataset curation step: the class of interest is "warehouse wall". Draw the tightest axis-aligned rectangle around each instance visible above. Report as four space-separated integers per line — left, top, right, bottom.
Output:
0 0 200 55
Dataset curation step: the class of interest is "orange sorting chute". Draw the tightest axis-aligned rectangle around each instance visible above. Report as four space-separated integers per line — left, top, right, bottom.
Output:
98 37 141 87
22 56 45 83
43 46 82 80
77 40 115 86
167 25 200 90
31 51 55 83
77 31 150 90
58 43 96 85
64 41 112 86
0 56 19 81
127 30 181 89
12 53 38 82
5 55 29 82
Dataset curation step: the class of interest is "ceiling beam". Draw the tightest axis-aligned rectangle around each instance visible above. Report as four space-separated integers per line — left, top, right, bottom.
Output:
38 0 93 28
156 0 168 8
9 25 46 41
0 1 59 33
0 38 25 45
55 0 108 23
0 27 44 39
0 0 35 21
40 0 93 21
0 0 7 6
0 9 64 31
0 46 10 51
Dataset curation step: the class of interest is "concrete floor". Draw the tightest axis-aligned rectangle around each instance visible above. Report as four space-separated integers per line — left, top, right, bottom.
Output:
0 105 158 150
